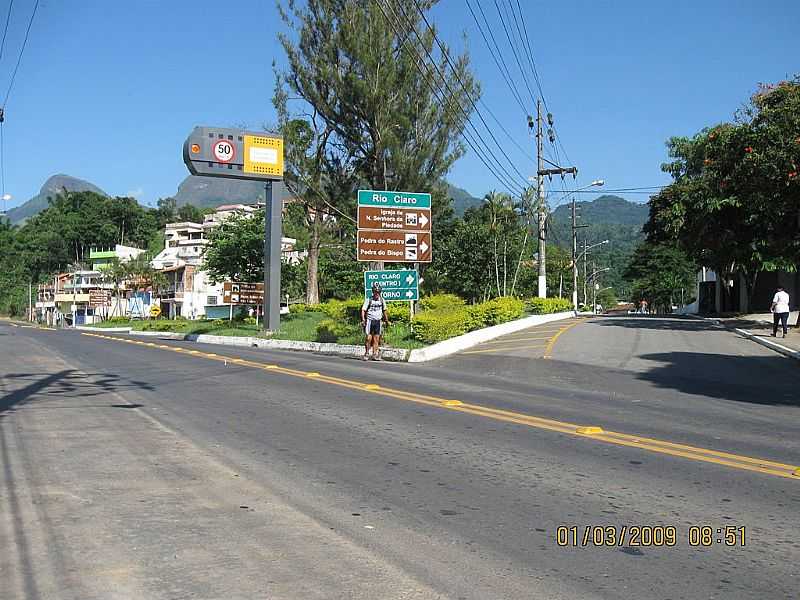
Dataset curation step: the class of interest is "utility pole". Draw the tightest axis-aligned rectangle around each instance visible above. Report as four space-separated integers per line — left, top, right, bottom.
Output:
531 101 577 299
583 239 588 308
535 100 546 298
571 198 578 310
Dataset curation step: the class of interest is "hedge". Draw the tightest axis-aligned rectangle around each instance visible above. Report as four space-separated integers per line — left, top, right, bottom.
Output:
527 297 573 314
412 296 526 344
419 293 465 311
411 307 471 344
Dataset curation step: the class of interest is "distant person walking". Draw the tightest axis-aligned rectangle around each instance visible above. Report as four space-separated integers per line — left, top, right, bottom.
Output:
361 284 389 361
771 285 791 338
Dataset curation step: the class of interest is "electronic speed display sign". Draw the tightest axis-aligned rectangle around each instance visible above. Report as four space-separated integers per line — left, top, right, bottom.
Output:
183 126 284 181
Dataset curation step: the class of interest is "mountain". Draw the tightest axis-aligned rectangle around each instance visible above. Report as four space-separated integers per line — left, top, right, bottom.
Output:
6 174 108 225
174 175 276 208
447 184 481 215
549 195 649 298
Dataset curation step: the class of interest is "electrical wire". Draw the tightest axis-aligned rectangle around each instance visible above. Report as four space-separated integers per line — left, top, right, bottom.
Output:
465 0 527 116
3 0 39 107
377 0 527 197
0 0 14 63
405 0 535 176
492 0 537 107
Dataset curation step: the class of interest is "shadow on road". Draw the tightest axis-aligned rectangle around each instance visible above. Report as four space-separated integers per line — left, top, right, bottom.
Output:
0 370 154 418
636 351 800 406
592 315 714 332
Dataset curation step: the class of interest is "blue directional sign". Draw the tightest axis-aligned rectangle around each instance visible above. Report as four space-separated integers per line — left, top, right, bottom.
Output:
364 269 419 301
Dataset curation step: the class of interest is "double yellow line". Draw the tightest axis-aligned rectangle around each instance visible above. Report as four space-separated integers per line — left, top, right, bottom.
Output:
80 332 800 480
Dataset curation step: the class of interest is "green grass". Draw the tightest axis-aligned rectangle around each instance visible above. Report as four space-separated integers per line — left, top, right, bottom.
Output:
86 312 423 349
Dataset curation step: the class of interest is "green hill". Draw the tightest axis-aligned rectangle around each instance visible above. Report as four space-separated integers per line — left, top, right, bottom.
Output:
6 174 108 224
549 195 649 299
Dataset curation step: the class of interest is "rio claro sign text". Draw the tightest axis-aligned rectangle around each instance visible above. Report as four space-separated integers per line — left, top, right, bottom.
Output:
357 189 432 263
183 126 284 182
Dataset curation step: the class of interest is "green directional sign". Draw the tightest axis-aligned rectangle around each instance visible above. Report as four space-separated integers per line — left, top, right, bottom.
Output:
364 269 419 302
358 189 431 209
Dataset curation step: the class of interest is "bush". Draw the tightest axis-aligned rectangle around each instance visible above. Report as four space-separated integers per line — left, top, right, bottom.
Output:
243 317 257 325
482 297 525 325
527 297 573 314
290 302 327 314
211 319 226 327
315 318 358 343
386 302 411 325
412 307 470 344
142 321 176 332
419 293 465 311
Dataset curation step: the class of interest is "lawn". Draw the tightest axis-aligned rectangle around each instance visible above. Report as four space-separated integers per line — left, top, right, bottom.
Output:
88 312 423 349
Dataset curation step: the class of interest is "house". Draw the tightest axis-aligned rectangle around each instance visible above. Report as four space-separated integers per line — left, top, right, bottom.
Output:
682 268 799 315
150 204 304 319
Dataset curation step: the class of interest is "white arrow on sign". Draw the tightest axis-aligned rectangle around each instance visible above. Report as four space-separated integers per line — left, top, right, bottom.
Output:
405 274 415 285
419 214 429 227
405 290 414 298
419 241 429 254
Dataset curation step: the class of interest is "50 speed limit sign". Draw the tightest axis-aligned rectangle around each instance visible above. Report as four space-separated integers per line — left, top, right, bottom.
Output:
212 139 236 163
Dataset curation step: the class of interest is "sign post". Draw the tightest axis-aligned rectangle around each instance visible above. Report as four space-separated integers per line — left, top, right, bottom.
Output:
183 126 284 331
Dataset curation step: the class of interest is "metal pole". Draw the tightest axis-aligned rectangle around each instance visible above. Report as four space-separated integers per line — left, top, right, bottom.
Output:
592 261 597 314
571 197 578 311
582 240 587 309
263 180 283 332
28 281 32 322
536 99 546 298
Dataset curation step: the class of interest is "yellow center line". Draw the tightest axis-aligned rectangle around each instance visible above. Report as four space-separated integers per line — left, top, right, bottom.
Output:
477 336 553 345
543 320 584 359
461 344 549 355
79 332 800 480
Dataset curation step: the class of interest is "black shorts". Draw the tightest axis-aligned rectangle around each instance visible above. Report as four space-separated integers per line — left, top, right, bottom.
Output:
366 319 382 336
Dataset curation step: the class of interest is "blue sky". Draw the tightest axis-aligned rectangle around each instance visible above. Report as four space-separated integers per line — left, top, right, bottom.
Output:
1 0 798 211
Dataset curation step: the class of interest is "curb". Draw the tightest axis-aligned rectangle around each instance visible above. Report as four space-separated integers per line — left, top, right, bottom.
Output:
80 326 409 362
730 328 800 361
689 315 800 361
407 311 575 363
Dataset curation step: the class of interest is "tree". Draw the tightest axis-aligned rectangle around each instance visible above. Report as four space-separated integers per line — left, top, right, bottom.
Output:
624 242 696 313
275 0 479 289
646 77 800 306
202 210 267 283
176 204 205 224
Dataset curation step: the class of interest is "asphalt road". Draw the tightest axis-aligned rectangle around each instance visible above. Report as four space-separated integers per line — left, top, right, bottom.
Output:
1 316 799 599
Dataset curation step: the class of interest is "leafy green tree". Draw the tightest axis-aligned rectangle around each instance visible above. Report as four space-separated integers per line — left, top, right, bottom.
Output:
646 77 800 306
176 204 205 224
624 242 696 312
203 210 266 283
276 0 479 282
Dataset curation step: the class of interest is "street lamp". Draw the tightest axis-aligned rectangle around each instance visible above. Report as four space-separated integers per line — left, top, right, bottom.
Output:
569 180 604 311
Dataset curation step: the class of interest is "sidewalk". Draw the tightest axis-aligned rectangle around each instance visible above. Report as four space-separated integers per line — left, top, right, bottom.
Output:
716 312 800 358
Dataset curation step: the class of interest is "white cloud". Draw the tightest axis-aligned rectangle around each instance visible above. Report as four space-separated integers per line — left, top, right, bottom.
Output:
126 187 144 199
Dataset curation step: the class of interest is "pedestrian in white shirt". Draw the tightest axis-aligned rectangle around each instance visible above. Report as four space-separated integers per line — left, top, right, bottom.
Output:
771 286 791 338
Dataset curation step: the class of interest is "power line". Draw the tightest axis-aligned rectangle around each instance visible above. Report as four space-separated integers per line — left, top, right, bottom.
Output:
405 0 534 178
3 0 40 108
0 0 14 64
378 0 525 197
377 0 527 197
465 0 527 116
492 0 537 107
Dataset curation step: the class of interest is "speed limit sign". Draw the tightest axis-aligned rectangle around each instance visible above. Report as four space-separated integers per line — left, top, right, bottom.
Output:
212 139 236 163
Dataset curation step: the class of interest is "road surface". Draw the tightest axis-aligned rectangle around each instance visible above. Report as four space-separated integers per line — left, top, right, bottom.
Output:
1 316 799 599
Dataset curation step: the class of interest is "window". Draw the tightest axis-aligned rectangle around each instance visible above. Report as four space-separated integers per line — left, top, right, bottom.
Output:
207 296 218 306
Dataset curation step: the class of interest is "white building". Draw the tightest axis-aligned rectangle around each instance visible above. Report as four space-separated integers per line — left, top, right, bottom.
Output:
150 204 303 319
